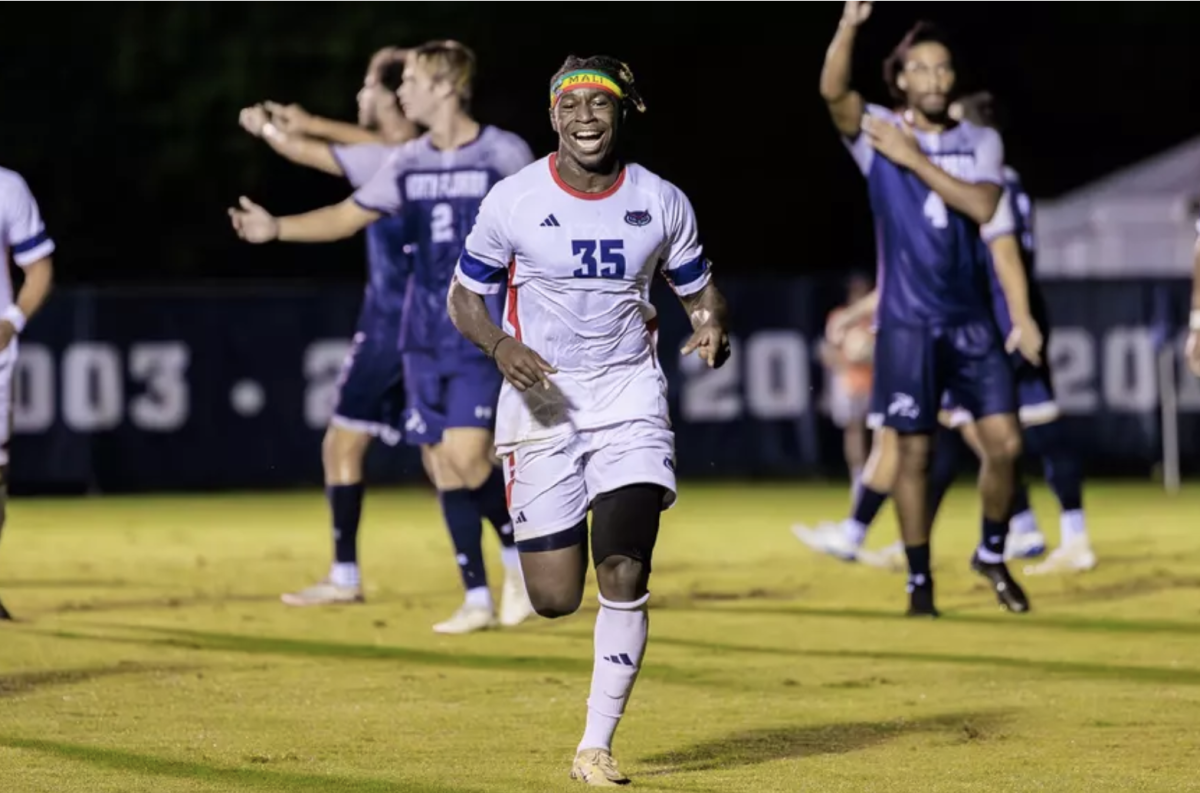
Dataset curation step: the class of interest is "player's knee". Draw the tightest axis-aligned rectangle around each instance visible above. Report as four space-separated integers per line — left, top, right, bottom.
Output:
985 428 1022 465
322 426 369 482
439 430 495 488
896 433 932 471
527 586 582 619
595 555 647 603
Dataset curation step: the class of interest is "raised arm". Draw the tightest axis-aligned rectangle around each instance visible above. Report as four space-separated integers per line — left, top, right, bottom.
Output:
263 102 384 146
240 104 341 175
229 196 380 244
821 1 873 138
238 103 340 175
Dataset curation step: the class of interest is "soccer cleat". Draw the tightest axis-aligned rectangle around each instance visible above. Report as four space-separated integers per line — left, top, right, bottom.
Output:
970 553 1030 613
499 567 536 627
857 540 907 572
1004 531 1047 561
0 597 11 621
570 748 630 786
280 579 365 607
432 603 498 635
790 522 859 562
906 581 940 618
1023 539 1097 576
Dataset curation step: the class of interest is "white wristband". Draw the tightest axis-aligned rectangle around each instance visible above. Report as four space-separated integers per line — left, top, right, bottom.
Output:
1 305 25 333
1191 309 1200 331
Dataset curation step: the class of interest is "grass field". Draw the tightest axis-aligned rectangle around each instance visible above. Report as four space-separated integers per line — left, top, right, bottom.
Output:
3 481 1200 792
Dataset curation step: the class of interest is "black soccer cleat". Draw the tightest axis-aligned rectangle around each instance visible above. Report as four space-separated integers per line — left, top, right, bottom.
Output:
906 578 940 618
971 554 1030 613
0 597 11 621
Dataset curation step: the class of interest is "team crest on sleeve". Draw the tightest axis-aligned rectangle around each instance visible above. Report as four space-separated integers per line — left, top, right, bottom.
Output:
624 210 652 227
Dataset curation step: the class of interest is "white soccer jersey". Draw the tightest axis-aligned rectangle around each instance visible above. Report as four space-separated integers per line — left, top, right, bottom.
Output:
455 155 711 449
0 167 55 308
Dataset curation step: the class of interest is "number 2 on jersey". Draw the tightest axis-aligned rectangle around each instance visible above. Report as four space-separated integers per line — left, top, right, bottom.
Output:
923 192 948 229
430 202 454 243
572 239 625 279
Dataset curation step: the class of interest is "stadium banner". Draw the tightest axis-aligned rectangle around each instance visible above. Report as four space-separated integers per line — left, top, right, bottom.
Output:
10 278 1199 493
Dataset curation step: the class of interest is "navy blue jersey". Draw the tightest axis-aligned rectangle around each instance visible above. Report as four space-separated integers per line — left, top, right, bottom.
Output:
351 126 535 359
332 144 412 335
847 105 1005 329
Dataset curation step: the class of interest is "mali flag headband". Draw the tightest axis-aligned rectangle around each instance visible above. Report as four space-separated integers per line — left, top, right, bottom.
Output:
550 70 624 108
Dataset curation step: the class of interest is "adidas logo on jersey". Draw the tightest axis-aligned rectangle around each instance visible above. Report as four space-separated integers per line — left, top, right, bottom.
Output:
514 511 527 524
540 214 560 227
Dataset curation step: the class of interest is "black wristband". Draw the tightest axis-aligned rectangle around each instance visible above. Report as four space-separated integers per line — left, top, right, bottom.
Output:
489 335 512 359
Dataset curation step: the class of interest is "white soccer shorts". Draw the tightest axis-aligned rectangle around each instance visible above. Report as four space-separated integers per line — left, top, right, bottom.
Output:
501 419 677 545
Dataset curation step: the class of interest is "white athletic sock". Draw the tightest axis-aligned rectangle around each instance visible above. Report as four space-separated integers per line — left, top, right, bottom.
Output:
464 585 493 610
578 592 650 754
330 562 360 588
1009 509 1040 536
1060 509 1087 545
500 543 521 571
841 518 868 548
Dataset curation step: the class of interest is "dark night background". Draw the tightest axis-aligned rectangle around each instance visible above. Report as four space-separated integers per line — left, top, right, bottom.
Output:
3 2 1199 290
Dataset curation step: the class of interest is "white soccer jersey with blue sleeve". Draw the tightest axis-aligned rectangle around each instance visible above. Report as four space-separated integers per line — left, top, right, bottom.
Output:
1 168 54 307
455 155 712 447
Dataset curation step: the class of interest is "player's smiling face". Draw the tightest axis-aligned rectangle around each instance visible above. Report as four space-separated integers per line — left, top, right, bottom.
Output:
899 42 956 118
552 87 620 170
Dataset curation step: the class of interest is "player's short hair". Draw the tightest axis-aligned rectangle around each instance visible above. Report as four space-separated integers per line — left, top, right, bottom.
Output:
884 21 955 102
412 39 476 105
370 47 407 94
549 55 647 115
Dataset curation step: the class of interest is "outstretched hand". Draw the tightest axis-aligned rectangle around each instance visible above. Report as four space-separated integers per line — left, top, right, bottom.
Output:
263 101 312 135
228 196 279 243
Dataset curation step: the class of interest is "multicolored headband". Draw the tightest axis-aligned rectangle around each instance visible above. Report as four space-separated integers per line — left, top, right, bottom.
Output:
550 70 624 108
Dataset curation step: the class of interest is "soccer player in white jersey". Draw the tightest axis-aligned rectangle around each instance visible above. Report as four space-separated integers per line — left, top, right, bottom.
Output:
231 41 536 634
447 55 732 786
0 167 56 620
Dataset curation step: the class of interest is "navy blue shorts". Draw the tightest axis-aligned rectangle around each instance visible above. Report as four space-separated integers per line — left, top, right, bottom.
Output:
868 321 1016 434
332 330 406 446
941 353 1057 428
402 351 503 447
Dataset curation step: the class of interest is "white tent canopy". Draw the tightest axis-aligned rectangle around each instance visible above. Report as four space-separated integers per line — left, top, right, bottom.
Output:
1033 135 1200 279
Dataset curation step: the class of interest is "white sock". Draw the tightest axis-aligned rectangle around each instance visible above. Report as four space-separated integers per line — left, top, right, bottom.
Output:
500 543 521 571
1009 509 1040 536
330 562 360 588
1060 509 1087 545
464 586 493 610
841 518 867 548
578 592 650 754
